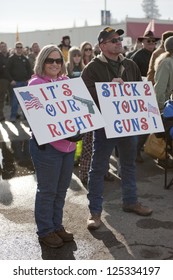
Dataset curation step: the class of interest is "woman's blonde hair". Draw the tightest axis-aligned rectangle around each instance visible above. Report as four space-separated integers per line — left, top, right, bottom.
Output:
80 41 94 64
34 44 66 77
66 46 84 74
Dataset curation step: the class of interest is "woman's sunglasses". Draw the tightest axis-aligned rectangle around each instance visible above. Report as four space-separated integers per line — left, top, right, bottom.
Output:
44 58 63 64
84 48 92 51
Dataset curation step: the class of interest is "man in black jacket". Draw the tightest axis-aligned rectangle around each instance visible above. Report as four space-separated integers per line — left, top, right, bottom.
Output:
81 26 153 230
7 41 32 122
0 41 11 121
131 30 160 162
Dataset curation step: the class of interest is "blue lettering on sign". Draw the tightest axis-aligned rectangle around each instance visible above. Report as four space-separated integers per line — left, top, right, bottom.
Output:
101 84 110 97
46 104 56 116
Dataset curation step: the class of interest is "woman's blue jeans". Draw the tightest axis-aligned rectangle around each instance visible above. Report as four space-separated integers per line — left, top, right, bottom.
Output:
30 139 75 237
88 128 138 214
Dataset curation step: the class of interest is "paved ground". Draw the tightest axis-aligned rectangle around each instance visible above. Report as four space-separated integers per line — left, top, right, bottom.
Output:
0 105 173 260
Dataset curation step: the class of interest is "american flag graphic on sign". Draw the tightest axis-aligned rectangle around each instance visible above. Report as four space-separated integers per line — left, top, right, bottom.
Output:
19 91 44 110
148 102 159 116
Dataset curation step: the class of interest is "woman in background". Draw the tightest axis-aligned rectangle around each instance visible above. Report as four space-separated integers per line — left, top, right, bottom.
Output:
154 36 173 111
80 41 94 66
78 42 94 184
79 41 114 184
66 46 84 78
66 46 84 165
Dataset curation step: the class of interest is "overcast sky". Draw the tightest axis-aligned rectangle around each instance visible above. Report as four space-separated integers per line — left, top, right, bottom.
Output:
0 0 172 33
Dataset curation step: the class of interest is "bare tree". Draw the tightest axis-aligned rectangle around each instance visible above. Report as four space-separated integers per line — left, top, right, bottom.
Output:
142 0 161 19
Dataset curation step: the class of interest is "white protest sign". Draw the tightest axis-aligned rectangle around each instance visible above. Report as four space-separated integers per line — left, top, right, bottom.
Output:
95 81 164 138
14 77 105 145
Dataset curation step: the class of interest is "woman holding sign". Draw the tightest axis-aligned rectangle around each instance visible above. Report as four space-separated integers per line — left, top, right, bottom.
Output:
29 45 77 248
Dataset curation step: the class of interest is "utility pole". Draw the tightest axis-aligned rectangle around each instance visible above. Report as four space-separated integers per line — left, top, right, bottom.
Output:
101 0 110 25
104 0 107 24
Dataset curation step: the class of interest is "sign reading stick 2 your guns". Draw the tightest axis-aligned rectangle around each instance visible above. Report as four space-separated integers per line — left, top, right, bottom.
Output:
95 81 164 138
14 77 105 145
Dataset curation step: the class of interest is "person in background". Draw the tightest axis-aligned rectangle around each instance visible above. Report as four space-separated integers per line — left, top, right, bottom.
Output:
93 42 118 178
28 42 40 71
80 41 94 65
147 30 173 85
154 36 173 112
122 45 129 56
153 36 173 168
29 44 76 248
93 43 101 57
131 30 160 163
131 30 160 78
8 48 15 55
7 41 32 123
66 46 84 78
79 41 115 183
81 26 153 230
126 39 142 58
58 35 71 62
0 41 11 121
66 46 84 166
23 46 30 58
78 41 94 184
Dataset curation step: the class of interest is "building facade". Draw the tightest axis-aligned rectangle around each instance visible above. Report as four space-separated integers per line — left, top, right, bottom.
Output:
0 18 173 49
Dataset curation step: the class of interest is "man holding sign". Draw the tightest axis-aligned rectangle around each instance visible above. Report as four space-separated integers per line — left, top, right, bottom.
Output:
81 26 153 230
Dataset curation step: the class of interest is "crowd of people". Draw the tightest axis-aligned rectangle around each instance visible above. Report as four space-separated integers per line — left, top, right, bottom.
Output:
1 26 173 248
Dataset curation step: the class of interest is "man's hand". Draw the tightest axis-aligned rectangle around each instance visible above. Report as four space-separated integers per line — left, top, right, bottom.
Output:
112 78 124 84
11 80 16 86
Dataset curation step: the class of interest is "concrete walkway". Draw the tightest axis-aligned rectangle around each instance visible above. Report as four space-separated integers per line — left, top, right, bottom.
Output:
0 106 173 260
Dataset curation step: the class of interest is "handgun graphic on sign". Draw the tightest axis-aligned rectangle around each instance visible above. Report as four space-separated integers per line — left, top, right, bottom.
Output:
72 95 95 114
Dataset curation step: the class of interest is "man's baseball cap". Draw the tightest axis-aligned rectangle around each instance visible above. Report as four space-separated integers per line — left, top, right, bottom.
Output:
98 26 124 44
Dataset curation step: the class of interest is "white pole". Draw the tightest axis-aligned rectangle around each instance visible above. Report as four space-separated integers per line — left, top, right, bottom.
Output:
104 0 107 24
